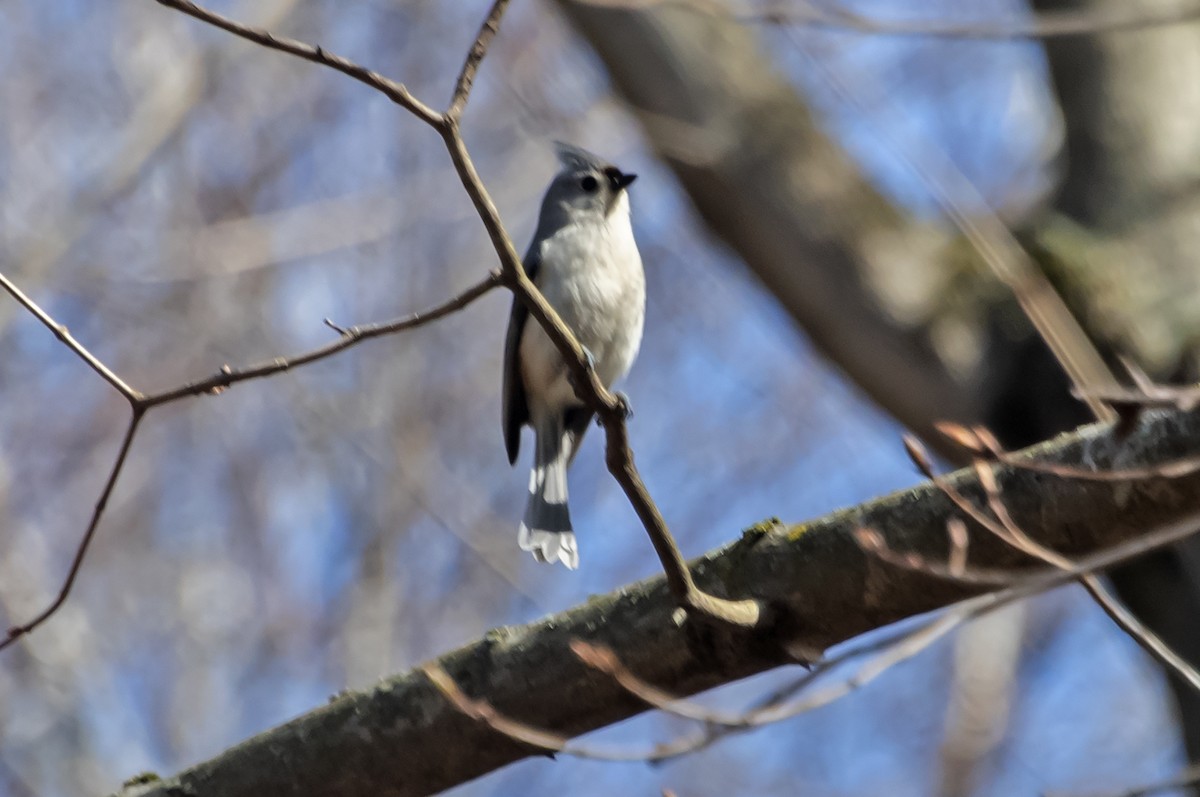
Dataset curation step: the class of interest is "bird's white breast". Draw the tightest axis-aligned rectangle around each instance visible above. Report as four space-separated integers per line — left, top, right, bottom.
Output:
519 201 646 415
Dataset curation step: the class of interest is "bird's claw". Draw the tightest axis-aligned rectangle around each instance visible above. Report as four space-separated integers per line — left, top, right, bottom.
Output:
597 391 634 427
614 391 633 419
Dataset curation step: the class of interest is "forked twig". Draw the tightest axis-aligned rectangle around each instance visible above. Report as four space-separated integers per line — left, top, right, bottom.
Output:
160 0 762 629
0 269 502 651
3 0 762 651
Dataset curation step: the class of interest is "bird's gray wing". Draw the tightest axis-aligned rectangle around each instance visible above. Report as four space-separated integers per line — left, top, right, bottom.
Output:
502 247 540 465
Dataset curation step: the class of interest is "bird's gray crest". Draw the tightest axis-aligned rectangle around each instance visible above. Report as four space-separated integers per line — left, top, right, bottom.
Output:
553 141 612 174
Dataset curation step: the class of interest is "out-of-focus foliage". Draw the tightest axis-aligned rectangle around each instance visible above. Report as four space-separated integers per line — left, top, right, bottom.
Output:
0 1 1183 795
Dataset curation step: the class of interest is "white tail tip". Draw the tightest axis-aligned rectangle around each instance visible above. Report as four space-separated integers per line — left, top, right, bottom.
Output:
518 524 580 570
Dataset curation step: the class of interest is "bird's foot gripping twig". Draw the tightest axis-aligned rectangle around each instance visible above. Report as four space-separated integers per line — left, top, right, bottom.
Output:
598 391 634 427
613 391 633 420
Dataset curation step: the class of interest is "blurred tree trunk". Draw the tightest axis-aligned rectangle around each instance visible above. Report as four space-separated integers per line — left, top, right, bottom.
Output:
1031 0 1200 761
559 0 1200 765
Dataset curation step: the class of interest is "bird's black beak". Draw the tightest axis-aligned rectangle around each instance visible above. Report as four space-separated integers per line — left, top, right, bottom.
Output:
605 167 637 191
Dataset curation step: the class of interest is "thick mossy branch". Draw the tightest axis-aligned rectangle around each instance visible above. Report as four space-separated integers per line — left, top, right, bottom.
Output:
120 408 1200 797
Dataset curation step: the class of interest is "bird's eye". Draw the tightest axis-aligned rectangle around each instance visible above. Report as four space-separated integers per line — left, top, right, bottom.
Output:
580 175 599 193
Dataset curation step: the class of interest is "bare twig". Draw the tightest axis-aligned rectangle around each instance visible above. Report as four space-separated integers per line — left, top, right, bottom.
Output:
0 266 503 651
972 459 1069 566
854 527 1015 586
637 658 833 761
0 273 142 401
599 610 963 729
935 420 1200 482
600 395 762 627
322 318 349 336
932 434 1200 694
975 467 1200 693
1079 578 1200 693
947 517 969 577
446 0 511 122
1006 447 1200 483
422 662 572 752
1 410 144 651
140 271 503 408
421 618 955 764
422 660 713 762
911 433 1200 691
152 0 442 125
425 603 963 764
1075 388 1200 413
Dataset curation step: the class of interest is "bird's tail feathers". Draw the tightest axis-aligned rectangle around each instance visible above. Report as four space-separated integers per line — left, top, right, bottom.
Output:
518 524 578 570
519 417 579 569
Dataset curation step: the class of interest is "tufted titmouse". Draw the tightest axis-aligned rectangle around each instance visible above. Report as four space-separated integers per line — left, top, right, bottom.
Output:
501 143 645 569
